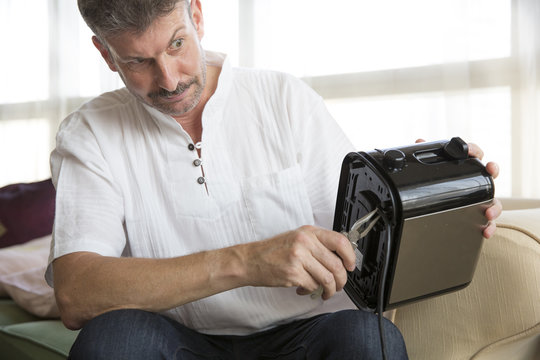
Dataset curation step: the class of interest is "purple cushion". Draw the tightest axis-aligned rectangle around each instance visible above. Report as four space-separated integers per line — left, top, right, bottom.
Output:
0 179 55 249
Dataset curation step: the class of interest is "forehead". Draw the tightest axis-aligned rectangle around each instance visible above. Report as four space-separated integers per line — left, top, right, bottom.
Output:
106 3 192 58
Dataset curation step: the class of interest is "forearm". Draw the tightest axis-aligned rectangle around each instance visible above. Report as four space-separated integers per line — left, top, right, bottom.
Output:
54 225 355 330
53 246 247 330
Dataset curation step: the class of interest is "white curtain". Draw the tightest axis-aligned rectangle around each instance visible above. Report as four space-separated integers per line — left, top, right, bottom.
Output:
0 0 122 187
1 0 539 198
514 0 540 198
247 0 538 198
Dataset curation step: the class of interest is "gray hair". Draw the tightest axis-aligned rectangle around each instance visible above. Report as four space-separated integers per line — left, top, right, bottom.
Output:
78 0 190 41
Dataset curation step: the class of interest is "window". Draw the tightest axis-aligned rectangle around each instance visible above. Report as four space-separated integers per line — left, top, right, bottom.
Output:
245 0 531 198
0 119 51 185
250 0 510 76
2 0 539 198
0 1 49 104
0 0 124 186
325 88 512 194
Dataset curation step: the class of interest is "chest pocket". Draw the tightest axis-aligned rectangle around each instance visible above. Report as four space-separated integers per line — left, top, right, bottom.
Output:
241 165 314 241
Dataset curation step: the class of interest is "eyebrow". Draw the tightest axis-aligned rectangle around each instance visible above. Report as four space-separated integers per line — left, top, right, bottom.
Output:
118 25 186 62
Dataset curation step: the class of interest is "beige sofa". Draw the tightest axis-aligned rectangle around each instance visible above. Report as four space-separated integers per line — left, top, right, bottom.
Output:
393 198 540 360
0 198 538 359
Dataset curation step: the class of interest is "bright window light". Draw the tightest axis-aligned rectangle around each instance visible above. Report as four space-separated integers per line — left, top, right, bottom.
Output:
78 20 124 98
201 0 240 65
0 119 51 187
0 1 49 103
252 0 511 77
325 87 511 196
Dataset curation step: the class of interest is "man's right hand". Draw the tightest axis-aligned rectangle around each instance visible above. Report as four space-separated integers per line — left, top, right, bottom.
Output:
238 225 356 300
53 225 355 330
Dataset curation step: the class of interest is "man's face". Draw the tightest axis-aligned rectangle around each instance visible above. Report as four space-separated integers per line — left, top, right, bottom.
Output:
95 2 206 117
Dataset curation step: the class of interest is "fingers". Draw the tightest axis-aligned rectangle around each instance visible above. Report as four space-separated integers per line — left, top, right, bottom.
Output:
482 198 502 239
485 161 500 179
467 142 484 160
302 254 341 299
467 143 500 180
483 221 497 239
272 226 354 300
485 198 502 221
297 226 353 299
296 286 314 296
246 226 355 300
309 227 356 272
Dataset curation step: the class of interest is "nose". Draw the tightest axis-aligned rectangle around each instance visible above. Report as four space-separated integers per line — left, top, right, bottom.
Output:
154 55 178 92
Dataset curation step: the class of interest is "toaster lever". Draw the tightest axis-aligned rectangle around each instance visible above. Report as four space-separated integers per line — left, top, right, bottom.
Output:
443 137 469 160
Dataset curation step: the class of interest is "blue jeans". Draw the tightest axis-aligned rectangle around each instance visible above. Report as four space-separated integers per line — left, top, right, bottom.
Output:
68 309 408 359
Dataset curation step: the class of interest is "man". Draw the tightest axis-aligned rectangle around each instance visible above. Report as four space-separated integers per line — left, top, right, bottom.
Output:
47 0 501 359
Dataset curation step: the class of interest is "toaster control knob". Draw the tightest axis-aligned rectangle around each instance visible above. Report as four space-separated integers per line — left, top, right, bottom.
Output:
443 137 469 160
384 150 406 171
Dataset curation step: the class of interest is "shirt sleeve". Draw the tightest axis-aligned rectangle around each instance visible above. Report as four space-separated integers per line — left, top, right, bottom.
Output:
46 112 127 286
285 77 356 230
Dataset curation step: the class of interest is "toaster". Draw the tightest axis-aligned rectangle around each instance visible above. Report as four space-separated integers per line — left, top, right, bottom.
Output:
333 137 495 312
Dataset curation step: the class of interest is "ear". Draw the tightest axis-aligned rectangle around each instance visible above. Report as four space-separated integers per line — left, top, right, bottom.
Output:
92 36 118 72
190 0 205 40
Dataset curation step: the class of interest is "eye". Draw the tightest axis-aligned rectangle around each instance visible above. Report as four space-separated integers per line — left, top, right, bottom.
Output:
127 57 148 66
125 57 150 70
171 38 184 50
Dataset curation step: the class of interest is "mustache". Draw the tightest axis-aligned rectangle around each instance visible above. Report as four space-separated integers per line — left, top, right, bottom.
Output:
148 79 197 100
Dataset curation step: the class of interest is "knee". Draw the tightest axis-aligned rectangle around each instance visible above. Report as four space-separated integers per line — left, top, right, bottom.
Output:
315 310 408 360
379 317 408 360
69 309 172 360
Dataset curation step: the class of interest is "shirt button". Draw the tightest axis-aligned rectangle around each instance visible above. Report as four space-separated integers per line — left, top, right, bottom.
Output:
197 177 206 184
193 159 202 167
188 143 195 151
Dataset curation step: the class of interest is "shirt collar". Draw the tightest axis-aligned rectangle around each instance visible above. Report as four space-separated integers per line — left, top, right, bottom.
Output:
201 51 232 135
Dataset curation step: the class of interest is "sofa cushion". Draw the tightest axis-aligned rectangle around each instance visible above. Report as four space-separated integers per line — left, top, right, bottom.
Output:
0 266 59 318
471 325 540 360
0 236 51 296
0 320 78 360
0 178 55 249
0 298 40 326
0 299 75 359
0 236 58 319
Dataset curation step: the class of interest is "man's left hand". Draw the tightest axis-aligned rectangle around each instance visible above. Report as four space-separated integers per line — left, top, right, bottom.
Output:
466 142 502 239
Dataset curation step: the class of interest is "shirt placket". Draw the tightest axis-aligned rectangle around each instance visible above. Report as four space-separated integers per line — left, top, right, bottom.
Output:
188 141 208 195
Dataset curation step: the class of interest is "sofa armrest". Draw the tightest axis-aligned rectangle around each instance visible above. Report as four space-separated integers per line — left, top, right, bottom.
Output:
393 200 540 360
497 197 540 211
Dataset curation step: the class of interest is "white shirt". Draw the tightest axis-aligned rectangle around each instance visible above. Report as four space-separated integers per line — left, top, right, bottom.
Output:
48 51 357 335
